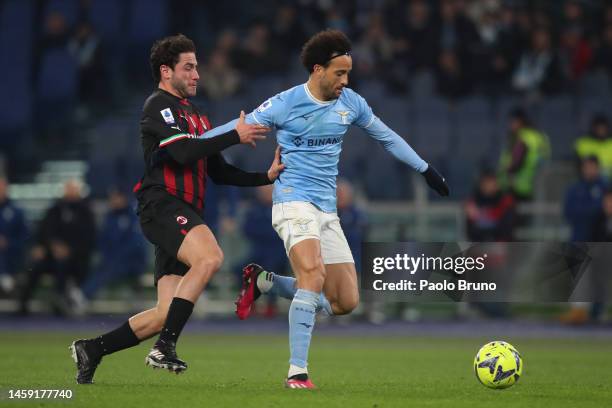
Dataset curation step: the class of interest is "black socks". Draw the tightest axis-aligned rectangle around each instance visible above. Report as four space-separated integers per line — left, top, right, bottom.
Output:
158 297 194 344
93 321 140 357
88 297 194 357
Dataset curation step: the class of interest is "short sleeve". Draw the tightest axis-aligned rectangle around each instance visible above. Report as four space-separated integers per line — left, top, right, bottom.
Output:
248 93 285 128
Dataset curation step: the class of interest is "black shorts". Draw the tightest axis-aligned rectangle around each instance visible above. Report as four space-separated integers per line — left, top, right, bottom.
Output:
138 189 204 285
152 245 189 286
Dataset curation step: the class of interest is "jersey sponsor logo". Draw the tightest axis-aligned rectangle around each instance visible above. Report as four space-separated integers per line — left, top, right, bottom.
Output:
176 215 188 225
293 136 342 147
256 99 272 113
335 110 351 124
161 108 175 124
307 136 342 147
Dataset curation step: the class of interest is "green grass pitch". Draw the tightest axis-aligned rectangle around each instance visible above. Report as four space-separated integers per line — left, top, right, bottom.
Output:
1 333 611 407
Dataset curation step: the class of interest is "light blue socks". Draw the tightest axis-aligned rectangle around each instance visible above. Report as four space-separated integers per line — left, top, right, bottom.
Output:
288 289 319 369
258 272 335 376
257 271 333 315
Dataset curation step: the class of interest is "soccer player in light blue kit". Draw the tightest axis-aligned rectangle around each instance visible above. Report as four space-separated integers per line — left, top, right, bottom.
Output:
203 29 449 388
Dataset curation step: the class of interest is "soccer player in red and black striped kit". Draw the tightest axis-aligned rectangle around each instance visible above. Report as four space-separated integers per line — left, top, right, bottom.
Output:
69 34 284 384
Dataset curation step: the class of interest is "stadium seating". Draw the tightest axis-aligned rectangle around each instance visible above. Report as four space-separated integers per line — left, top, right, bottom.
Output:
535 96 578 160
245 76 286 107
578 70 612 99
0 0 33 133
355 79 387 112
0 77 31 134
578 95 612 132
0 0 33 64
363 142 412 200
124 0 168 85
88 0 126 43
37 48 78 103
86 117 142 196
377 96 414 138
43 0 80 28
207 95 251 125
5 0 609 203
451 97 496 160
410 71 436 99
412 96 452 158
127 0 168 45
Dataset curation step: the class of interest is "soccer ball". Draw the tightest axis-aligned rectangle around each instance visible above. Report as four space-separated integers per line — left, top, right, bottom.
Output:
474 341 523 389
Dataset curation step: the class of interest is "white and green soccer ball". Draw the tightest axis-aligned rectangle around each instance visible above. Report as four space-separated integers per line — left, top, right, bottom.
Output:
474 341 523 389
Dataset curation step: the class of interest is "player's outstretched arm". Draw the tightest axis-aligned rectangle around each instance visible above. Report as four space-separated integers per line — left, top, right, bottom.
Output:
163 111 268 164
200 118 238 138
200 111 268 145
235 111 269 147
163 131 240 165
207 147 284 187
148 112 270 165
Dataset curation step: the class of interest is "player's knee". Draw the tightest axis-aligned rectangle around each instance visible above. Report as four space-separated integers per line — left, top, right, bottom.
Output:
192 249 224 276
300 261 326 279
335 293 359 315
299 262 326 289
192 259 222 278
209 248 224 272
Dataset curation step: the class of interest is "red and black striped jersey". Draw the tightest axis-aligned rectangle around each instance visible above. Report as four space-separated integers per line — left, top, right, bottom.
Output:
135 89 271 211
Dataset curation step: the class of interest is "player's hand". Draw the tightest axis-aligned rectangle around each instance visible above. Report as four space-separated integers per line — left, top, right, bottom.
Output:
235 110 269 148
422 164 449 196
267 146 285 182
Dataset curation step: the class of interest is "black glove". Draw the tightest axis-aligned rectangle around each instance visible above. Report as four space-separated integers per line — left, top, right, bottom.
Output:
422 164 449 196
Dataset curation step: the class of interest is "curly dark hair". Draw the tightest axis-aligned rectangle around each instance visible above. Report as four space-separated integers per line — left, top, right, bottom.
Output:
300 29 352 73
150 34 196 83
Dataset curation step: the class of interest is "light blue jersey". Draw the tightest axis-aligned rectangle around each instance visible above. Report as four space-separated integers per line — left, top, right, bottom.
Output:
202 83 428 212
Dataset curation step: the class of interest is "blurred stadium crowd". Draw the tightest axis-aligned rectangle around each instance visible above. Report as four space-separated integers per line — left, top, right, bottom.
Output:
1 0 612 322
